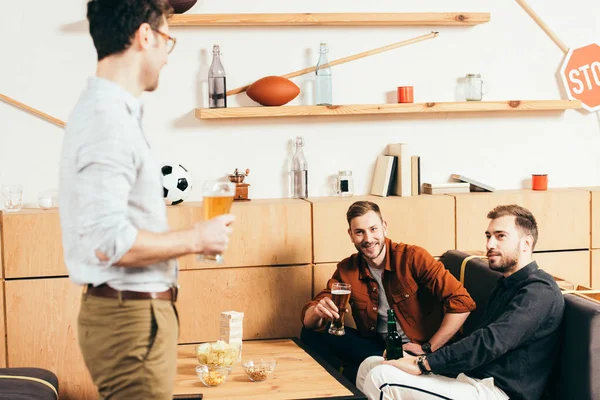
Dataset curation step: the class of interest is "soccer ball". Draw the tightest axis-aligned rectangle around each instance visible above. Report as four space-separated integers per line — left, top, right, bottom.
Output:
161 163 192 205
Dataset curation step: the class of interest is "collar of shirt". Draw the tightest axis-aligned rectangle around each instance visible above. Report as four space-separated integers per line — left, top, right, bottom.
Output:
497 260 539 289
87 76 144 121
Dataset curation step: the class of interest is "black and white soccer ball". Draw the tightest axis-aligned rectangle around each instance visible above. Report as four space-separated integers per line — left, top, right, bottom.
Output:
161 162 192 205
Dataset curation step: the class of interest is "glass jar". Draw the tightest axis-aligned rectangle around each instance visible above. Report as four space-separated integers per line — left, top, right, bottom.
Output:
465 73 484 101
335 171 354 197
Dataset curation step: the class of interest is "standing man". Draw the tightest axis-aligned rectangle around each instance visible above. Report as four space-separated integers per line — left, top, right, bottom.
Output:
59 1 234 398
356 205 565 400
301 201 475 383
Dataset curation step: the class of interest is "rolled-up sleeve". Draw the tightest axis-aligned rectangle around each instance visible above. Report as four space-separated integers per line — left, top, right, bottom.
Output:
412 246 476 313
75 138 139 267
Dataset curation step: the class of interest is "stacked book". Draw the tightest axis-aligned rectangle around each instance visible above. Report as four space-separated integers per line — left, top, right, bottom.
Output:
422 182 470 195
220 311 244 360
370 143 421 197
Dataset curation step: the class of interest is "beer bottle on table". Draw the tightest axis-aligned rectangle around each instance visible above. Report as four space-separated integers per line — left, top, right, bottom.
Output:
386 309 403 360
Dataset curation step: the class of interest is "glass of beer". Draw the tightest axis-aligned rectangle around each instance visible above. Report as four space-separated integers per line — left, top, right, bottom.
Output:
196 180 236 264
328 283 351 336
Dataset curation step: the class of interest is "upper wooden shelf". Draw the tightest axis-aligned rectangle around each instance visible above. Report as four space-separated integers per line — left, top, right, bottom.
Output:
169 12 490 27
195 100 581 120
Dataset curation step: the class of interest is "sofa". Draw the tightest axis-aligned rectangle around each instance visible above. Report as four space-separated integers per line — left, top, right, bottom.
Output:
441 250 600 400
0 367 58 399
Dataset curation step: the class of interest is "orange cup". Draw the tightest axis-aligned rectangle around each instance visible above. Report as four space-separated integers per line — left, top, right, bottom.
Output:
532 174 548 191
397 86 414 103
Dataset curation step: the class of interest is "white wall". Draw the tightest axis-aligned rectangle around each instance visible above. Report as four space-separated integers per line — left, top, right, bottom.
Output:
1 0 599 206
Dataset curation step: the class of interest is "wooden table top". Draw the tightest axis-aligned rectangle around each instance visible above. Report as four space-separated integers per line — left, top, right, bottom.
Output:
174 338 365 399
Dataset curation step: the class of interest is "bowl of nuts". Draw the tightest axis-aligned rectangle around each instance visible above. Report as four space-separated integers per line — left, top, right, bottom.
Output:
242 359 277 382
196 364 232 387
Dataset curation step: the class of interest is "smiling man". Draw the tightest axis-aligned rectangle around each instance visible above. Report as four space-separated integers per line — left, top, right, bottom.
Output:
300 201 475 384
356 204 565 400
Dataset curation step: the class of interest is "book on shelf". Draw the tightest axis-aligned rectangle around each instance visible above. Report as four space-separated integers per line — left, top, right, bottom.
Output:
385 143 411 197
422 182 470 195
370 155 397 197
411 155 421 195
450 174 495 192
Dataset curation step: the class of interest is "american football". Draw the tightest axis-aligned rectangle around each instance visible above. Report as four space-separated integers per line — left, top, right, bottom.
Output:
168 0 197 14
246 76 300 106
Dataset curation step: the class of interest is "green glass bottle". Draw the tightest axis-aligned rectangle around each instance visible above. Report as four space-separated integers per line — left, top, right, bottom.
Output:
386 309 404 360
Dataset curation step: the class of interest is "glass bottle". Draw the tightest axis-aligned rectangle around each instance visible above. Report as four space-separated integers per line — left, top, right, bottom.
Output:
292 136 308 199
208 44 227 108
315 43 332 106
386 309 404 360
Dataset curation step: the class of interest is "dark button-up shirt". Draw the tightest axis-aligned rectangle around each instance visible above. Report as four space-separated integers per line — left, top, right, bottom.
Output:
427 261 565 400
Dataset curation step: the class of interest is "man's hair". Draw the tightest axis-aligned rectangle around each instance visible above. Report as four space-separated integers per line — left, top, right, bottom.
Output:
346 201 383 226
487 204 538 250
87 0 173 61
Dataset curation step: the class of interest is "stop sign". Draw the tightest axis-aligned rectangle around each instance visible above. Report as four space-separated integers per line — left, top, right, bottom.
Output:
561 43 600 112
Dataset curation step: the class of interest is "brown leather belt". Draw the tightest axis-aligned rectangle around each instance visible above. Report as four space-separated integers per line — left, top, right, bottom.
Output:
87 284 178 302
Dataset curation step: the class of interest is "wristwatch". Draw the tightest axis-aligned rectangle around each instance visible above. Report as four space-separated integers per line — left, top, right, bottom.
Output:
416 355 431 375
421 342 432 354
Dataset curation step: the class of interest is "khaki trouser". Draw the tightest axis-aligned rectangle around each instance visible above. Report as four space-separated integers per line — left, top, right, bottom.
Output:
78 294 179 400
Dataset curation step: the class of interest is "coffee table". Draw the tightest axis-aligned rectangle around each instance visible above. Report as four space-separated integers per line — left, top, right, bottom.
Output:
173 338 366 399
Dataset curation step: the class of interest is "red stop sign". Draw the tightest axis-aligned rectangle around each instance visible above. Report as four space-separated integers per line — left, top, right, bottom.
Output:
561 43 600 112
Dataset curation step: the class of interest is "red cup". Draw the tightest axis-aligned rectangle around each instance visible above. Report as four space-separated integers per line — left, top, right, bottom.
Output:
397 86 414 103
532 174 548 191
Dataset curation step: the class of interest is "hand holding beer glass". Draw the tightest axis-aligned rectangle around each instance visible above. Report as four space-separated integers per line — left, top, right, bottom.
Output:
196 180 236 264
328 283 351 336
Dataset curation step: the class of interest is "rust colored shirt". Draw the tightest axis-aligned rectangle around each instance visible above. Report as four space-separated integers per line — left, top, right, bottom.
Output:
302 239 476 343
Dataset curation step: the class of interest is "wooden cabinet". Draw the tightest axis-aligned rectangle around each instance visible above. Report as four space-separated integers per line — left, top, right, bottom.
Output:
177 265 312 343
589 187 600 249
313 263 337 297
168 199 312 269
4 278 94 400
534 250 590 287
455 189 590 252
592 250 600 289
0 281 5 368
310 194 455 263
0 209 66 278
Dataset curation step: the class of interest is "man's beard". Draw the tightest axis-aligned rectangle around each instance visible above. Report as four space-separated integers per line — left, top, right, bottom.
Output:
487 247 519 274
355 240 386 261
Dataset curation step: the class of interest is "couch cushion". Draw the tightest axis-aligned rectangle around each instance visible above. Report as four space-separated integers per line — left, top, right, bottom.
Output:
439 250 501 334
0 368 58 399
556 294 600 399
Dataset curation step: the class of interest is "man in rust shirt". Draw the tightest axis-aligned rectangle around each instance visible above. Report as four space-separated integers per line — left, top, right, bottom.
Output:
301 201 475 383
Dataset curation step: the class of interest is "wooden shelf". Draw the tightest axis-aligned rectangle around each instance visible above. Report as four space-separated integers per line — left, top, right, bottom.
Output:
195 100 581 120
169 12 490 27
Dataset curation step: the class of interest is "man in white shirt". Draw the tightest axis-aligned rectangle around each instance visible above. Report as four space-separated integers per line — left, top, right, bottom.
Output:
59 1 233 398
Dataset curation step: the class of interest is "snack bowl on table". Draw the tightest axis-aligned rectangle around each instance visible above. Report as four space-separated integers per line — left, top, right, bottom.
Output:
242 359 277 382
195 364 232 387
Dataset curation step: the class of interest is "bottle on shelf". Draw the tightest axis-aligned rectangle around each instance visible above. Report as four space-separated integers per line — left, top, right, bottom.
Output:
386 309 404 360
292 136 308 199
315 43 332 106
208 44 227 108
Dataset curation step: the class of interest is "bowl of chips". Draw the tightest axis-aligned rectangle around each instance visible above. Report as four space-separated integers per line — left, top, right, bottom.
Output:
196 340 239 368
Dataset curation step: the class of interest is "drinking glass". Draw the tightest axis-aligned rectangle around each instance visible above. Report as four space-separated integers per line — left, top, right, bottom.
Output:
1 184 23 212
196 180 236 264
328 283 351 336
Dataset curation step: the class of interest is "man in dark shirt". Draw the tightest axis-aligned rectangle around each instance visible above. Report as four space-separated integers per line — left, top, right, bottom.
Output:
356 204 565 400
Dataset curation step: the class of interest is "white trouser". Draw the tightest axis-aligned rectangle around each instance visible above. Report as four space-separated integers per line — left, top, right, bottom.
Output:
356 356 509 400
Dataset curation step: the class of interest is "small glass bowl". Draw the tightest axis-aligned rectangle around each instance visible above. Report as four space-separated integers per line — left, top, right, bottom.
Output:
195 364 232 387
242 359 277 382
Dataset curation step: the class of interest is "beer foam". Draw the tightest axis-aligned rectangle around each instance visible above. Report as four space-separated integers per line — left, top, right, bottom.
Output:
331 290 351 295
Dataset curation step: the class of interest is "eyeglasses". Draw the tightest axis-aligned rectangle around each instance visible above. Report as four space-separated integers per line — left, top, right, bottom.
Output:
152 28 177 54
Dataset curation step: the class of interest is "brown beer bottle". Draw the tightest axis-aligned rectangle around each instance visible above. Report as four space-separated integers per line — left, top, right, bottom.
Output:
386 309 403 360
